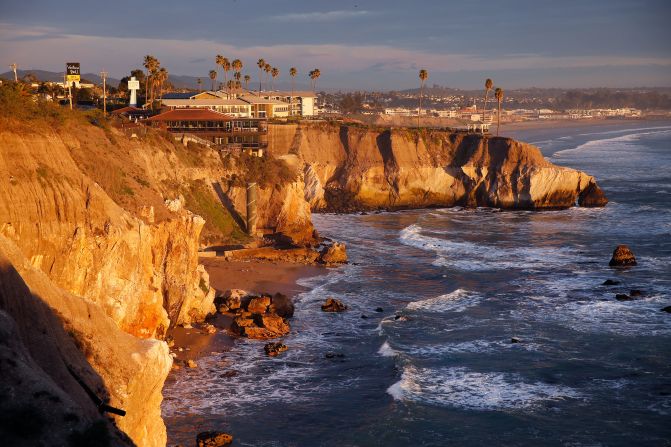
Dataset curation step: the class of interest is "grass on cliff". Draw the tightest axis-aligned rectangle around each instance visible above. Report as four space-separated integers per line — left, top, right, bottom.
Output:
225 152 298 189
181 180 249 244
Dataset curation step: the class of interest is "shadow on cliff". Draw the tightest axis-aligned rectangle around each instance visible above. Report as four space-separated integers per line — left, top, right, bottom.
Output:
212 181 247 234
0 263 134 446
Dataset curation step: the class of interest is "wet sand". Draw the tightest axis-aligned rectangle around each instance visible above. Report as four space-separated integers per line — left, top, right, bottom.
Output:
167 258 327 366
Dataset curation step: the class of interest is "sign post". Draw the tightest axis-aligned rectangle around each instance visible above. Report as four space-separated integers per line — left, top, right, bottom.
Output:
100 71 108 116
66 62 80 110
128 76 140 106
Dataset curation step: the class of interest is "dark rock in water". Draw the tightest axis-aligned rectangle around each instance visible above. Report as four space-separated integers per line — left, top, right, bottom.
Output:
269 293 294 318
511 337 521 344
319 242 348 264
660 306 671 313
394 315 409 321
615 294 634 301
360 314 368 319
602 279 620 286
609 245 637 267
321 298 348 312
374 307 384 313
629 289 643 297
196 431 233 447
264 342 288 357
325 352 346 359
578 181 609 207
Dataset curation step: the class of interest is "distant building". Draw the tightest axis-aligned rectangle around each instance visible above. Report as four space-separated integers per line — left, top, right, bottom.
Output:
160 98 252 117
146 108 267 154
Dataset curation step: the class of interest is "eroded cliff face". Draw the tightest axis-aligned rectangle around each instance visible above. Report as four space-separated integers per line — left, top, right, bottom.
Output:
0 234 171 447
0 124 214 338
268 123 607 211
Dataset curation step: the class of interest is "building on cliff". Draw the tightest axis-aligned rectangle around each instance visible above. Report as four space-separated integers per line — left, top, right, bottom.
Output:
146 108 267 154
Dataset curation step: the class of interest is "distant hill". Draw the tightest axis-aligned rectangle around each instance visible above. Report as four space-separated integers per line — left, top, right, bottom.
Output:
0 69 121 86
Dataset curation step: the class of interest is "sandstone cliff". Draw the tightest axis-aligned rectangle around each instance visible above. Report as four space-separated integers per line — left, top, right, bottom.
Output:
268 123 607 211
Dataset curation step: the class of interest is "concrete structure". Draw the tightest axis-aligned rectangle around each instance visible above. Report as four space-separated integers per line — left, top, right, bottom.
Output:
128 77 140 106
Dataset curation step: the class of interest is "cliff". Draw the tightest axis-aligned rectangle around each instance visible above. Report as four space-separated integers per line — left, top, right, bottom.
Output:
268 122 608 211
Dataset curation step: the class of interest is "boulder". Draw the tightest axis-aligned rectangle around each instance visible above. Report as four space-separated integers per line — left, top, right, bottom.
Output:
247 296 271 314
319 242 348 264
602 279 620 286
661 306 671 313
615 294 634 301
321 298 348 312
254 313 290 336
609 245 637 267
196 431 233 447
629 290 643 297
269 293 294 318
578 181 609 207
216 289 247 312
264 342 288 357
186 359 197 368
202 323 217 334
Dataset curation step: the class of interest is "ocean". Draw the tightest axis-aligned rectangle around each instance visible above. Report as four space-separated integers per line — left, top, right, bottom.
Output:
163 121 671 446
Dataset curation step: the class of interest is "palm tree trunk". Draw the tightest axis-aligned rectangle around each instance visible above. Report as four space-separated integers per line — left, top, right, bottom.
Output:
483 91 489 124
418 82 424 127
497 101 501 136
291 78 295 116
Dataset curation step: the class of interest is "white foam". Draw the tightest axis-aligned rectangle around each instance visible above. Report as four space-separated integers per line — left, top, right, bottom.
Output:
406 289 482 313
377 341 398 357
387 366 582 410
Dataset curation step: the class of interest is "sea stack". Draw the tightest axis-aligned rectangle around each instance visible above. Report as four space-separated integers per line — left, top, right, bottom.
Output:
609 245 637 267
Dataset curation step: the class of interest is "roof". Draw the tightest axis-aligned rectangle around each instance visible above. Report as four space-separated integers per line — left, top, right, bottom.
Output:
146 108 233 122
161 92 197 100
238 95 289 105
161 98 251 106
110 106 141 115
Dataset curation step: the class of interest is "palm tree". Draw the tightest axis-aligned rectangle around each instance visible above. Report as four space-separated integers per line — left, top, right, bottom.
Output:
234 72 242 94
257 58 265 91
309 68 321 93
289 67 297 116
222 58 231 95
495 87 504 136
271 67 279 90
418 69 429 127
215 54 226 90
483 78 493 124
157 67 169 101
232 59 243 75
264 63 272 90
209 70 217 91
143 55 159 106
244 74 251 90
197 78 202 92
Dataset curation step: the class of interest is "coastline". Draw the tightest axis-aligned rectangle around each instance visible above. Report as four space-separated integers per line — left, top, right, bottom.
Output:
166 258 326 365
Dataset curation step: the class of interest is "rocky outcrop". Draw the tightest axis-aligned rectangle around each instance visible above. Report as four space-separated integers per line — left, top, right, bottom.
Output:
266 123 607 211
322 298 348 312
0 125 215 338
264 342 288 357
609 245 637 266
196 431 233 447
0 234 171 447
319 242 348 265
229 293 292 339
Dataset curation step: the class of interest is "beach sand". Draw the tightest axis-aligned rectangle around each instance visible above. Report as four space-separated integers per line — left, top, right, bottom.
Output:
167 258 326 365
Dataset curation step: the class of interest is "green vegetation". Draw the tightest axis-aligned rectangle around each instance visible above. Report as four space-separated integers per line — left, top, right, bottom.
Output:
231 153 298 188
181 180 248 243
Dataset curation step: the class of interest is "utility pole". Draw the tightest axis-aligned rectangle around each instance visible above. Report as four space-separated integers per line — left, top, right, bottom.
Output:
100 70 108 116
9 63 18 82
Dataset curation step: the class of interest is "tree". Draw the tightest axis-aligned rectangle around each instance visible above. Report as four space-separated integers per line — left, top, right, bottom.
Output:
232 59 243 75
257 58 265 91
143 55 160 105
215 54 226 91
495 87 504 136
289 67 297 116
483 78 493 124
244 74 251 90
197 78 202 92
309 68 321 93
271 67 279 90
157 67 169 101
234 72 242 94
418 69 429 127
264 63 272 90
209 70 217 90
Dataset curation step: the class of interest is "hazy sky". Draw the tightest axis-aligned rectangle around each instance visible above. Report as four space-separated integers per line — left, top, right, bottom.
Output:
1 0 670 90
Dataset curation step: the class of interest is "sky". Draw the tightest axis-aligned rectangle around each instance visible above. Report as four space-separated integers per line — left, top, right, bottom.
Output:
1 0 670 90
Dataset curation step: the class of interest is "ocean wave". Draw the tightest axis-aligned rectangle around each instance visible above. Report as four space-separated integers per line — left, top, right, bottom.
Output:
387 366 582 410
552 127 671 158
400 223 578 271
377 341 398 357
406 289 483 313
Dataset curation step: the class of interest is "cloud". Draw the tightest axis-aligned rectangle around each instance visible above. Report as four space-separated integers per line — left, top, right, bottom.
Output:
267 10 372 22
0 22 669 88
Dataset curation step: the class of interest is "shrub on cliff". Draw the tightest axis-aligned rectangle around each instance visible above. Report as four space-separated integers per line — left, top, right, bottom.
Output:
232 153 298 188
0 82 66 123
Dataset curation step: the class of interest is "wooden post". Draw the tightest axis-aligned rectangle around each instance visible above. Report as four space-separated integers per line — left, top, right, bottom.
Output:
246 182 257 236
100 71 108 116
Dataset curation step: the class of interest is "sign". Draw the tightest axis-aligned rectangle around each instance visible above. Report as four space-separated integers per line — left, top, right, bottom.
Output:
66 62 80 82
127 78 140 90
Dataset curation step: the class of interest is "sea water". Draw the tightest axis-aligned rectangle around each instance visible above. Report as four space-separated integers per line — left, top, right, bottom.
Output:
164 121 671 446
